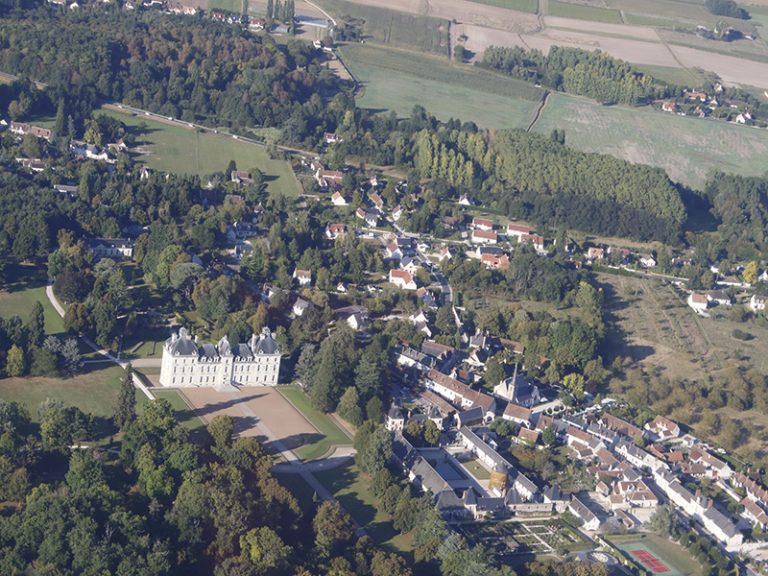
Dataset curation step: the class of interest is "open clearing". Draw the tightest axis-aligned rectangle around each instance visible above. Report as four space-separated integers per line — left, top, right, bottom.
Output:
0 264 64 334
0 364 124 417
99 108 300 197
547 1 623 23
608 533 703 576
339 43 542 128
532 92 768 188
314 461 414 554
466 0 537 13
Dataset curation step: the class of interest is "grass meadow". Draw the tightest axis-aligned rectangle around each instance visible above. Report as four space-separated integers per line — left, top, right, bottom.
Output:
547 0 624 23
98 108 300 197
0 263 64 334
466 0 538 13
317 0 449 54
339 44 543 129
533 92 768 188
314 461 414 554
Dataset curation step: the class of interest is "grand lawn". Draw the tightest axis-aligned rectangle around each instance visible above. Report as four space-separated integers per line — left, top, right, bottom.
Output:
98 108 300 198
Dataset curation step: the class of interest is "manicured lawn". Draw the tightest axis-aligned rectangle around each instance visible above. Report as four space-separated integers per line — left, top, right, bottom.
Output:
460 457 492 480
0 264 64 334
314 461 414 554
0 364 125 418
277 386 352 460
152 389 206 430
547 0 623 23
466 0 538 13
608 533 704 576
339 43 542 129
534 92 768 188
98 108 300 198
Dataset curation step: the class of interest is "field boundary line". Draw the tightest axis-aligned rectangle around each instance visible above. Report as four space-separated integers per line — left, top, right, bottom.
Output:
526 90 550 131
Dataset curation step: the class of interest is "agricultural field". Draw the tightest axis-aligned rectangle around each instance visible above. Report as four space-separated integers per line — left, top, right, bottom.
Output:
98 108 300 198
314 461 414 554
339 44 543 128
317 0 450 54
607 533 703 576
466 0 538 13
0 364 125 418
633 64 711 87
599 271 768 459
208 0 242 12
532 92 768 188
547 0 623 23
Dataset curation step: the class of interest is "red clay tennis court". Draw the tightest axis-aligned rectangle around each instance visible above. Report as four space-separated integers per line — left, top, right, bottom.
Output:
630 548 671 573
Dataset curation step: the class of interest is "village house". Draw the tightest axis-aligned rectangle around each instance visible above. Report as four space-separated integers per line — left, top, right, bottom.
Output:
409 310 432 337
330 191 348 206
389 269 417 290
662 101 677 113
645 415 681 441
602 413 644 441
168 1 197 14
638 255 657 269
425 370 496 420
506 223 532 240
230 170 254 186
587 247 605 260
293 269 312 287
368 191 384 211
355 207 378 228
568 495 600 531
292 298 314 317
502 403 532 427
334 305 369 332
16 157 46 172
688 449 733 480
85 238 134 259
386 242 403 261
391 205 403 221
471 229 498 245
708 290 731 307
325 223 348 240
471 217 494 231
749 294 766 312
324 132 340 144
315 168 344 190
687 292 709 314
9 122 53 141
519 233 545 254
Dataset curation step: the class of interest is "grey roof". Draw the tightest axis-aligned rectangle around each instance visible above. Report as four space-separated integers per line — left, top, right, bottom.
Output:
457 406 484 427
477 496 504 511
703 506 739 537
569 495 597 522
388 404 404 420
435 489 463 511
411 456 450 495
200 343 219 359
167 328 198 356
232 343 253 358
254 328 280 355
543 485 567 502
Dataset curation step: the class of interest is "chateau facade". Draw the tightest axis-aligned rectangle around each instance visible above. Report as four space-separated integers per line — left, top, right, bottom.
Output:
159 327 281 389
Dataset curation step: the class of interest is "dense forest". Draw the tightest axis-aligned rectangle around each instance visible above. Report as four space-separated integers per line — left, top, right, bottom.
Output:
0 8 338 131
480 46 669 105
708 172 768 259
405 126 686 242
705 0 750 19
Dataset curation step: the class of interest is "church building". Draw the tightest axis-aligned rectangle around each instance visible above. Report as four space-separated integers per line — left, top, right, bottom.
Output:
159 327 281 389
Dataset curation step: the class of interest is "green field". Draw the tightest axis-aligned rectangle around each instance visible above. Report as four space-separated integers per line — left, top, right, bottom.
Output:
98 108 300 198
608 534 703 576
466 0 538 13
208 0 241 12
277 386 352 460
621 12 682 27
533 92 768 188
0 265 65 334
339 44 543 129
153 389 206 430
317 0 449 54
634 64 710 87
314 461 413 554
0 364 124 417
548 0 624 23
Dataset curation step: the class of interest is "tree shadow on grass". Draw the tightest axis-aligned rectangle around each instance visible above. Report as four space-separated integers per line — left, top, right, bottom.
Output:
1 263 47 293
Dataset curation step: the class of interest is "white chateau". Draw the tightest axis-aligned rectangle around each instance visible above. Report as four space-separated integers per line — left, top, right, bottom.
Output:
159 327 281 389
